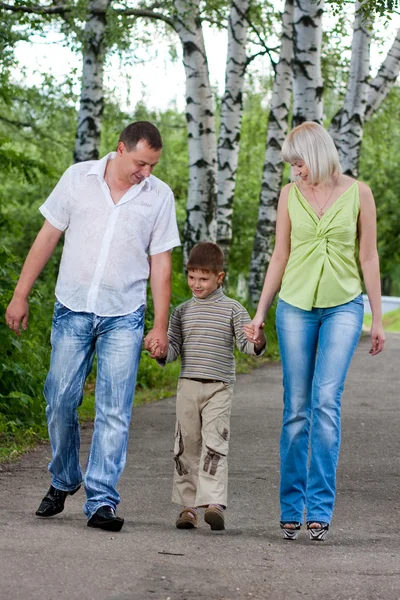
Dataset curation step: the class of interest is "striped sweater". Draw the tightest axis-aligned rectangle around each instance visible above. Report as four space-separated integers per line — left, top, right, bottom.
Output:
160 286 264 384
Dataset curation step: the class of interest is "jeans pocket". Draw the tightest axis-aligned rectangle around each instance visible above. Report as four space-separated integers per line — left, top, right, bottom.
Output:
351 294 364 307
125 304 145 328
52 301 73 327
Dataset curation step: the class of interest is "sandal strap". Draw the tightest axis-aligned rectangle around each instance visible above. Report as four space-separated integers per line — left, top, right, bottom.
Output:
306 522 329 530
179 508 197 518
280 521 301 529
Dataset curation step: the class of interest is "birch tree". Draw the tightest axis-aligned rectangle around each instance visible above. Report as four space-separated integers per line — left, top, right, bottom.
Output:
365 27 400 118
248 0 293 304
74 0 112 162
292 0 324 126
173 0 218 259
329 16 400 176
216 0 250 263
329 1 372 176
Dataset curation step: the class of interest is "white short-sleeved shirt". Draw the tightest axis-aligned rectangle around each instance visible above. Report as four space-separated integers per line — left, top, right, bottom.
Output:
39 152 181 316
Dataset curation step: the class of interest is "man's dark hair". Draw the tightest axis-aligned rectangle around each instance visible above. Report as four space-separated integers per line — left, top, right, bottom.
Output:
119 121 163 151
186 242 225 275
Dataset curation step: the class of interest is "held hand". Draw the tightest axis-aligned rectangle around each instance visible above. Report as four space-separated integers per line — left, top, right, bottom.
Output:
144 327 169 359
244 321 266 347
5 296 29 336
148 339 160 358
252 315 265 334
369 323 385 356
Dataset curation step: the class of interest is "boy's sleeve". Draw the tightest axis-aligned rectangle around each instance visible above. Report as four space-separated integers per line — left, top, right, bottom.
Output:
232 303 266 356
39 167 72 232
156 307 183 366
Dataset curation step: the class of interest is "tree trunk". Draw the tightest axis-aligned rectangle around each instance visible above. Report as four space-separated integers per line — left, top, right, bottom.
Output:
216 0 250 266
73 0 111 163
292 0 324 126
174 0 218 261
365 28 400 119
248 0 294 305
332 1 372 177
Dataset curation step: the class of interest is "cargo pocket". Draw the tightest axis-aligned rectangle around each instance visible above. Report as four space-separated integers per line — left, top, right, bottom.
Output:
203 418 230 476
173 420 188 476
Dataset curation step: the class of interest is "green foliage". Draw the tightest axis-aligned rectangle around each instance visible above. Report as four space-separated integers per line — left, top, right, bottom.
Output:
0 247 51 435
326 0 398 18
0 135 53 182
358 87 400 295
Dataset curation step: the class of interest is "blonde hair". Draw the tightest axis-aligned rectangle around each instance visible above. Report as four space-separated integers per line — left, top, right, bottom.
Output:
282 122 341 185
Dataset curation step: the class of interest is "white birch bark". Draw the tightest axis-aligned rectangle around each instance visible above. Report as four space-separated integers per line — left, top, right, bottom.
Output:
248 0 294 305
332 1 372 176
365 28 400 119
292 0 324 126
174 0 218 260
216 0 250 263
74 0 111 163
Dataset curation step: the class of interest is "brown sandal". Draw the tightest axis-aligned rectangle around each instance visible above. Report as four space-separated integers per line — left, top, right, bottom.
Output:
204 505 225 531
176 508 198 529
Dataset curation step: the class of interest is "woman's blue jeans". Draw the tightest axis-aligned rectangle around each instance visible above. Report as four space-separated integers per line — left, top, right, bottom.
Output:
44 301 144 518
276 296 363 525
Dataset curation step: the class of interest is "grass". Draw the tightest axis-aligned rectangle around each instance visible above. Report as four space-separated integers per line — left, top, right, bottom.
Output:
363 307 400 332
0 425 48 462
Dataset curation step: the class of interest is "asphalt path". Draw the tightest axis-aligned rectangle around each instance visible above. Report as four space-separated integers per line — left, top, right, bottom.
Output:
0 333 399 600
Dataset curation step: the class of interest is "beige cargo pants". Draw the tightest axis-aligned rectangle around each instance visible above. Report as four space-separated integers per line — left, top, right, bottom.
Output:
172 377 234 508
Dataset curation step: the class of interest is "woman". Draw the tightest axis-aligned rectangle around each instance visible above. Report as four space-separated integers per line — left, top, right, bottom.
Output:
251 122 385 541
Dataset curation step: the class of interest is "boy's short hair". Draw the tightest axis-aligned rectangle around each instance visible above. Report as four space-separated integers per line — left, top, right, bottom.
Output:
186 242 224 274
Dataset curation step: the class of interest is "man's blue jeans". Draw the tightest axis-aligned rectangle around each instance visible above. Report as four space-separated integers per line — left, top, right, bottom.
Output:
44 301 144 518
276 295 363 525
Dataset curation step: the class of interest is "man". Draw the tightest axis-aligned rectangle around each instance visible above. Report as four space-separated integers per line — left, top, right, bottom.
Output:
5 121 180 531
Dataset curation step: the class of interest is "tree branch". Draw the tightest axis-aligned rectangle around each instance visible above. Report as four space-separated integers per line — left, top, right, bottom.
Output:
230 0 279 69
0 115 71 149
115 7 176 29
0 1 70 14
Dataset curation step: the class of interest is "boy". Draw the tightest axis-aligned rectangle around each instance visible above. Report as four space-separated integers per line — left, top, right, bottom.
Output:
150 242 266 531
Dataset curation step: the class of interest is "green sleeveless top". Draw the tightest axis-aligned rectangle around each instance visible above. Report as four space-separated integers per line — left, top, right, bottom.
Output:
279 182 362 311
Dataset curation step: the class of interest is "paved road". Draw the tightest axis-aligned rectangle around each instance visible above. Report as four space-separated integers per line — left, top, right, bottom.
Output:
0 334 399 600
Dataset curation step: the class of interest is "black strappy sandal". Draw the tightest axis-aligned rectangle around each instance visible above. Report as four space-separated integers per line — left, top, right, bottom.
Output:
280 521 301 540
307 521 329 541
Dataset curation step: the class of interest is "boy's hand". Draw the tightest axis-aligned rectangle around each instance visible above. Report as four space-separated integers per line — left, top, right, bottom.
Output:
144 328 168 359
148 339 160 358
243 323 266 352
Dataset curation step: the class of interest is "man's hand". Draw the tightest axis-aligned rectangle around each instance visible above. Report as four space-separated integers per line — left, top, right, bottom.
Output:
144 327 169 359
4 219 62 337
5 295 29 336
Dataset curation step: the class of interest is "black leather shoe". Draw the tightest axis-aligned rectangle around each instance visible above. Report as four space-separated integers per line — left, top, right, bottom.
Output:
87 506 124 532
35 484 81 517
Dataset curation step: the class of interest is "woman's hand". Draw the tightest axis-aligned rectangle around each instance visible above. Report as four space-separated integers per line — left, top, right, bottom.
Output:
369 322 385 356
